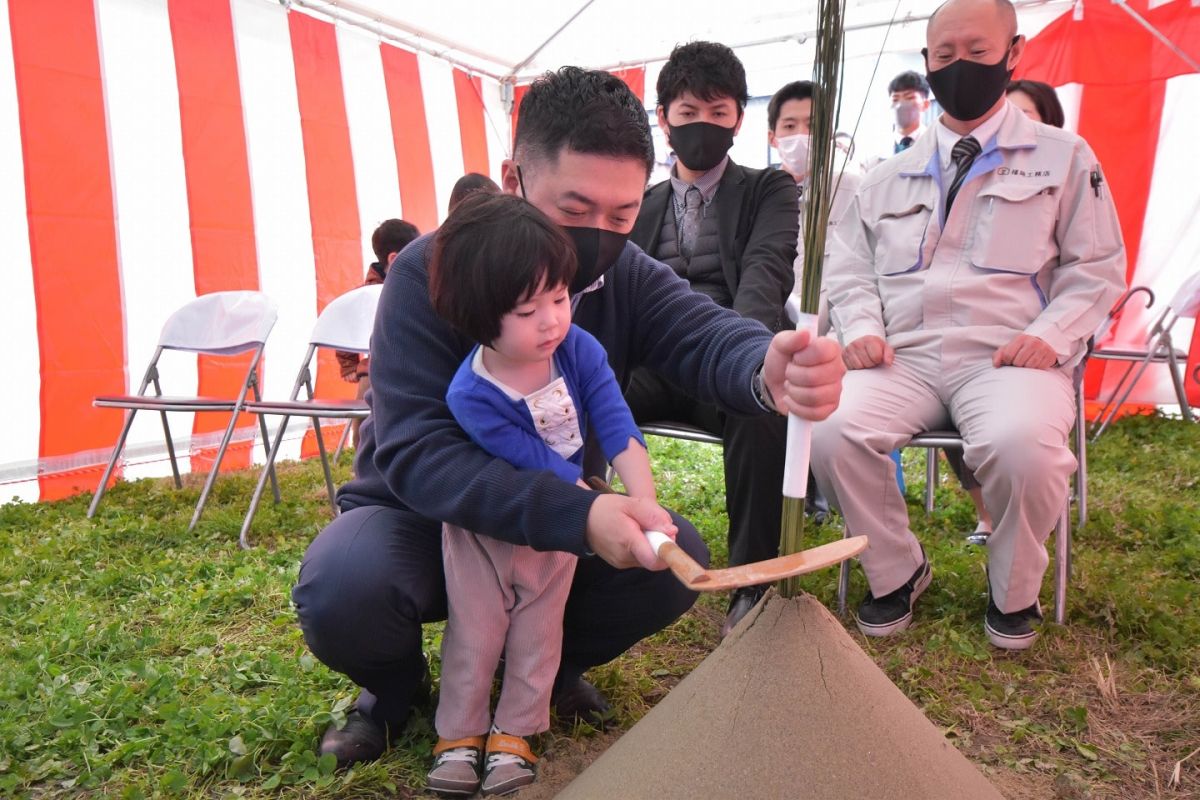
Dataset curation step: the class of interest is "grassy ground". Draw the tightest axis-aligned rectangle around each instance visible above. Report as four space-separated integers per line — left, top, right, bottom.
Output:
1 414 1197 798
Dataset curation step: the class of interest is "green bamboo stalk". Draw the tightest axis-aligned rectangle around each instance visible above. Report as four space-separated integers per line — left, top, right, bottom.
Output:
779 0 845 599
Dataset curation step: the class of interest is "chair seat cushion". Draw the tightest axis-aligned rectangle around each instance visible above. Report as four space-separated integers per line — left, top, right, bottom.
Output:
242 398 369 418
94 395 238 411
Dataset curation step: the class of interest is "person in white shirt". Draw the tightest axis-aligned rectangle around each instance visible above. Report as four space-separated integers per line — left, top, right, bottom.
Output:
812 0 1125 650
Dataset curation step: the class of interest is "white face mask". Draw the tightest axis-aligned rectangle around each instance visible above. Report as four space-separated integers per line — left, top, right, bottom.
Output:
774 133 811 178
892 99 922 131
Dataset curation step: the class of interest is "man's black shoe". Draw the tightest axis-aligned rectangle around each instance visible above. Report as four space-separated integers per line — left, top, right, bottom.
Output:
985 594 1042 650
319 710 390 767
552 675 613 728
855 557 932 637
720 585 766 638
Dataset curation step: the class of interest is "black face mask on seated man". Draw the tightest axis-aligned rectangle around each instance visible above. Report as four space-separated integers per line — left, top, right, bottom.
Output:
667 120 736 173
516 164 630 295
923 37 1018 122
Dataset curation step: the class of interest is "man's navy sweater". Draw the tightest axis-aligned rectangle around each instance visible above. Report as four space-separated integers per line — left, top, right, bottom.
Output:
338 234 774 554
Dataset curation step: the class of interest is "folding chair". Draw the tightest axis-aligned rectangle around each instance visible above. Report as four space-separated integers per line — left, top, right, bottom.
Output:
238 284 382 548
1090 273 1200 440
836 355 1089 626
89 291 279 532
604 421 723 485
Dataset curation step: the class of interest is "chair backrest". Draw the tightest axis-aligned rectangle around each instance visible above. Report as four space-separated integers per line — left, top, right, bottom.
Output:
309 284 383 352
158 291 278 355
1167 271 1200 320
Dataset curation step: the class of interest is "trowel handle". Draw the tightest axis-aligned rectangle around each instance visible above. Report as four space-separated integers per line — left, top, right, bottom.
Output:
781 309 819 500
645 531 708 584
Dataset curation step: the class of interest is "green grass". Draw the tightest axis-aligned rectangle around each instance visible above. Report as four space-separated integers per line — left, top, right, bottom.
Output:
1 414 1198 798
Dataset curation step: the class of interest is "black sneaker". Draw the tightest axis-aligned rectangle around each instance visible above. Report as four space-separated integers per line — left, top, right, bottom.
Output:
720 585 767 638
985 593 1042 650
855 558 932 637
551 674 613 728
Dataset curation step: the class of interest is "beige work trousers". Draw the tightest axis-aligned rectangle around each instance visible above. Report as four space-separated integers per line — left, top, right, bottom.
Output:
811 340 1076 612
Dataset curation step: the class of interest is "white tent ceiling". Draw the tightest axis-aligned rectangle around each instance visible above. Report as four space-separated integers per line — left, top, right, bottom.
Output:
294 0 1075 86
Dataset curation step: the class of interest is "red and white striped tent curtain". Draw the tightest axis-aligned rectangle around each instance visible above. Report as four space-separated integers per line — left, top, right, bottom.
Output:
1016 0 1200 410
0 0 647 503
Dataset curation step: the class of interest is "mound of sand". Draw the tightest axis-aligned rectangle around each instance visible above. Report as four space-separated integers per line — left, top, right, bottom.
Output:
556 592 1004 799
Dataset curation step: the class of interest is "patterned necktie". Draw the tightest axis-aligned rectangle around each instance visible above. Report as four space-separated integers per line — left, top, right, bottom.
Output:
945 135 981 215
678 187 702 260
895 136 914 154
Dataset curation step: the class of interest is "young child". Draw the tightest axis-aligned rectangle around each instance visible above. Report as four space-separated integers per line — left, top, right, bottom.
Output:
425 192 664 796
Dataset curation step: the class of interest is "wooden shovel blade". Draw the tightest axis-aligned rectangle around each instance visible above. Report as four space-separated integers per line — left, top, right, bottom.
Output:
672 535 868 592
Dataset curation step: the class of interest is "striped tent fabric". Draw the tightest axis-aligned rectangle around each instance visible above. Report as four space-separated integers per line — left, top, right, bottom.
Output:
0 0 643 503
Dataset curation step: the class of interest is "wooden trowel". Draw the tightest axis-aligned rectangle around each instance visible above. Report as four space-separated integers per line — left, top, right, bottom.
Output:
587 477 867 592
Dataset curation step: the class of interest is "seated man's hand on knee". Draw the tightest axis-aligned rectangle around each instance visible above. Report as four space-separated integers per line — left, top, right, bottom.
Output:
764 329 846 421
842 335 894 371
585 494 677 571
992 334 1057 370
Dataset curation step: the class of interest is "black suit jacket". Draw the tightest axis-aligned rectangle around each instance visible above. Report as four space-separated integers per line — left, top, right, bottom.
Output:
630 160 798 331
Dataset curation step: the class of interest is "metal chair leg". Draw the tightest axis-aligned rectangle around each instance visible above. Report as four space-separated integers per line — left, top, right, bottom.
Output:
251 379 281 504
924 448 937 514
1053 502 1070 625
87 410 139 518
158 411 182 489
837 527 851 616
188 411 244 533
312 416 339 514
332 420 353 465
239 414 293 549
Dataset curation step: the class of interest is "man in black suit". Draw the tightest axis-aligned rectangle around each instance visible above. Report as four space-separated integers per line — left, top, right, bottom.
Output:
628 41 798 637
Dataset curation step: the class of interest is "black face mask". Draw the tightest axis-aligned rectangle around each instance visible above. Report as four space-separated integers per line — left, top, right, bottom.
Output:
516 165 629 294
563 226 628 294
667 120 736 172
923 39 1017 122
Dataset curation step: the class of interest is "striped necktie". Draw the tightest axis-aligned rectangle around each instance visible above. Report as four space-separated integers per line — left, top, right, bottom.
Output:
945 135 981 215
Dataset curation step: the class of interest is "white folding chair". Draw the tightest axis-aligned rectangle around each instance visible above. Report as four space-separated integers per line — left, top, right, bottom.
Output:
89 291 279 531
1090 273 1200 440
836 355 1089 626
238 284 382 548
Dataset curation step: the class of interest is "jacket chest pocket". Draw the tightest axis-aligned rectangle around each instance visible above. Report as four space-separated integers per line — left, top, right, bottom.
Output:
871 201 933 276
969 181 1058 273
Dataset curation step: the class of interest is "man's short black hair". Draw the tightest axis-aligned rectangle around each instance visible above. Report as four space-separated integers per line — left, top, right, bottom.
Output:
429 193 577 346
656 41 749 115
887 70 930 98
767 81 815 131
514 67 654 177
448 172 499 213
371 219 420 265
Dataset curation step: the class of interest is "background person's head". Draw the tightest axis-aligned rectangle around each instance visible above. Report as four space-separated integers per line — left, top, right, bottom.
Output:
655 41 749 177
924 0 1024 129
429 192 577 348
766 80 815 181
371 218 420 267
887 71 931 135
503 66 652 241
1006 79 1065 128
448 172 500 213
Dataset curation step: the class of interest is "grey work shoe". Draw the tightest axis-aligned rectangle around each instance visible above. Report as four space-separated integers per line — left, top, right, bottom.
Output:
426 736 485 797
480 732 538 796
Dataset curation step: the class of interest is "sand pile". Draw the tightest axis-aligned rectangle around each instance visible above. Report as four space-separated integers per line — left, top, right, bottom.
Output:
556 592 1003 799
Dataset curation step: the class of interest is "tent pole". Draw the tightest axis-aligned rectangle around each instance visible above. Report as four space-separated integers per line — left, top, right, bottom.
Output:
505 0 597 79
1112 0 1200 73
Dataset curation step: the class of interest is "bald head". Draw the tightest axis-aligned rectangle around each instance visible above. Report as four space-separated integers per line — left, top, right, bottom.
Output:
926 0 1021 73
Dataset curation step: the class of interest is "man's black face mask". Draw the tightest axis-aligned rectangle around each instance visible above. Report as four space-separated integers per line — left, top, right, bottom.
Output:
516 165 629 294
667 119 736 173
923 37 1019 122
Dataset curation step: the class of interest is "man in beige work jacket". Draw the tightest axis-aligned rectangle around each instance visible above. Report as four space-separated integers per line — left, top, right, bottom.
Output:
813 0 1125 649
